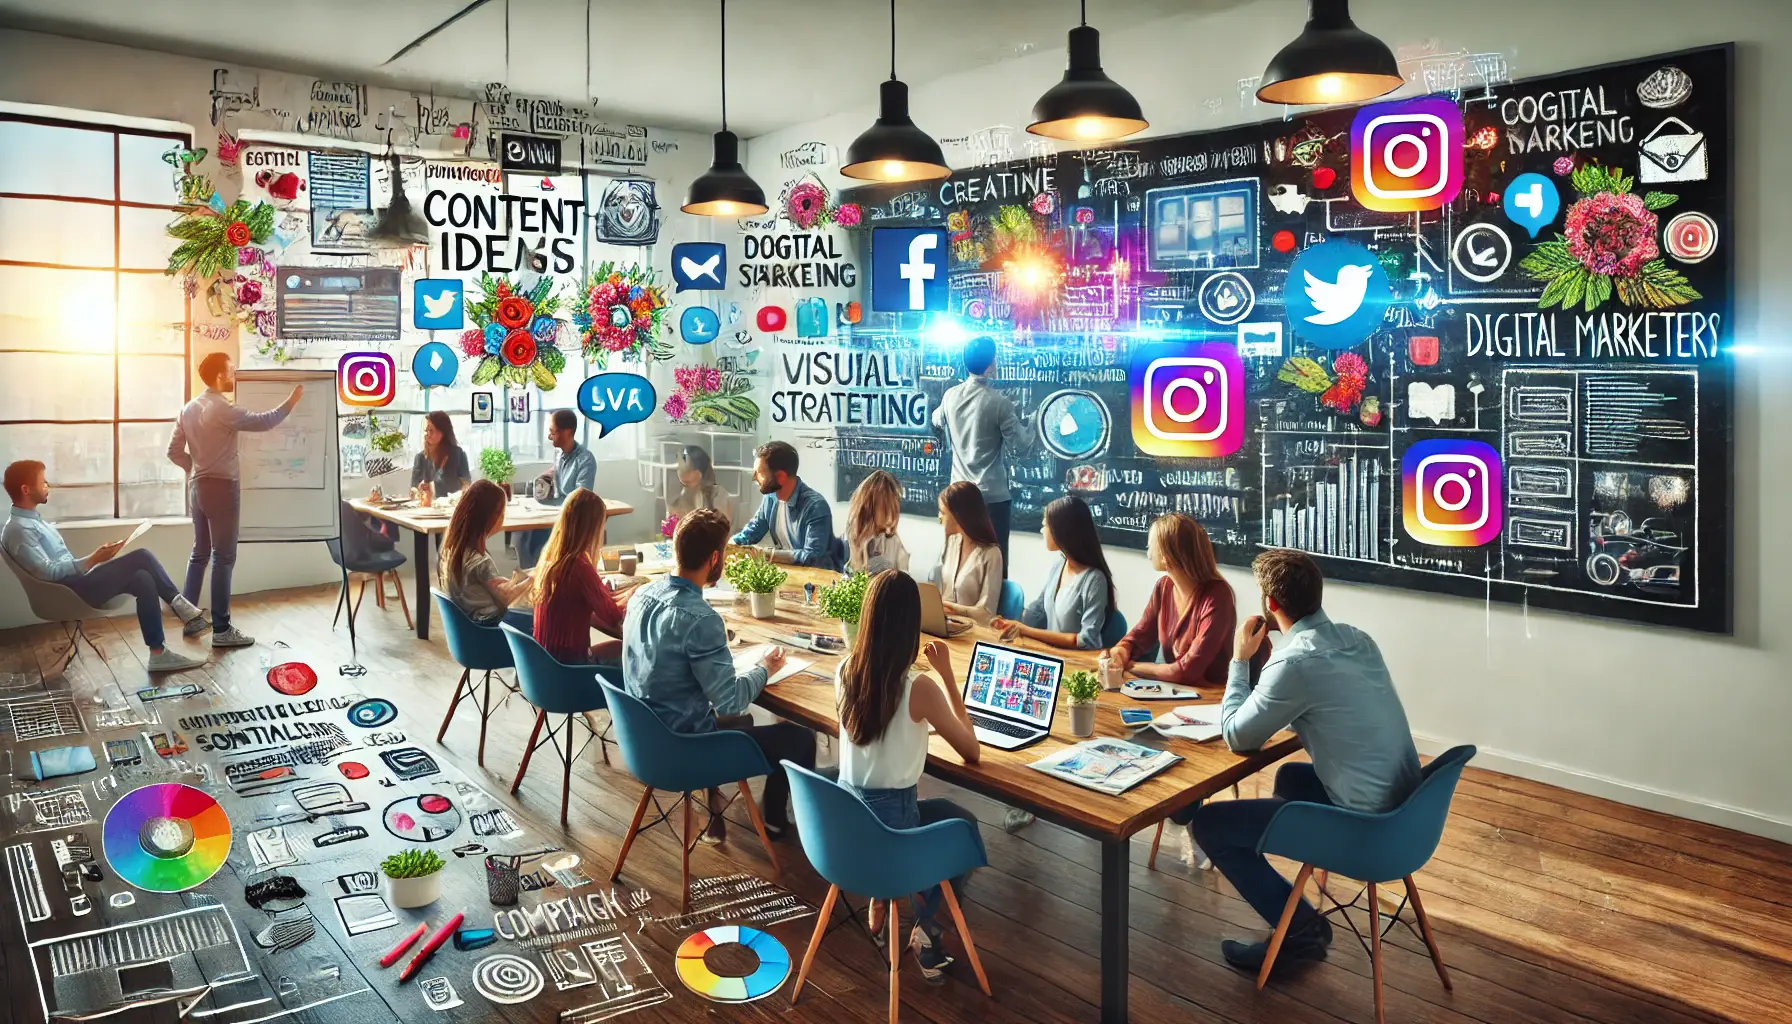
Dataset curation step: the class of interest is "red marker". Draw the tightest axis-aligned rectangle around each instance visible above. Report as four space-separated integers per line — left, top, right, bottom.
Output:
399 913 464 984
379 923 428 968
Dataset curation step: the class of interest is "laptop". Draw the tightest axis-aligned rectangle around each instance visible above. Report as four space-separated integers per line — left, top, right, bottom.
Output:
917 582 974 638
960 641 1064 750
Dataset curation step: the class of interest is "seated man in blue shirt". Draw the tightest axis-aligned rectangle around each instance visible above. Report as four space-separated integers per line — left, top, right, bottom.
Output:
3 460 207 673
623 508 817 836
1193 548 1422 974
518 409 598 569
730 441 841 570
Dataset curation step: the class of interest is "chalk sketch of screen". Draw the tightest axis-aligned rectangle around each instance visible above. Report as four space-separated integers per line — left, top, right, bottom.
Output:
1146 178 1260 272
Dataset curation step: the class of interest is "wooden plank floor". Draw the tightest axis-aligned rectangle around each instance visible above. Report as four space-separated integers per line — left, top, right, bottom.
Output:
4 583 1788 1024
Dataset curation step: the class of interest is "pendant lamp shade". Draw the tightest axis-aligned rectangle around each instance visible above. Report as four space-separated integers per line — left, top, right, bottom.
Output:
683 130 767 217
1028 25 1148 142
1256 0 1402 106
840 79 951 182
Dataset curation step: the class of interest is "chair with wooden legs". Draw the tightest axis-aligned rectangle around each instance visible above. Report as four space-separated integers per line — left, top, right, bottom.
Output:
431 590 517 766
782 762 992 1021
1253 745 1476 1024
597 677 781 913
499 624 615 826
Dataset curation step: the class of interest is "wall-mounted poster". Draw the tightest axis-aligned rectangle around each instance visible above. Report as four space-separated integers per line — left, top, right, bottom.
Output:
275 267 402 341
308 152 373 251
836 45 1734 633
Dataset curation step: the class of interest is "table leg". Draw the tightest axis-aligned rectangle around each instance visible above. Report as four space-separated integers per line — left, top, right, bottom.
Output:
1100 839 1130 1023
413 530 431 640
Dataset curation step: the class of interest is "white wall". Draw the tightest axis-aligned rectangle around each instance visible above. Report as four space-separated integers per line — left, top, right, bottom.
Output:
740 0 1792 840
0 28 717 628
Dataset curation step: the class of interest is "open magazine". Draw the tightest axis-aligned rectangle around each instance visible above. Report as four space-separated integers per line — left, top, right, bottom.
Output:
1028 737 1182 796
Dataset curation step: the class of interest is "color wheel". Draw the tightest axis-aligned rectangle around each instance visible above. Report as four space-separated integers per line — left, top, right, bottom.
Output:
676 925 789 1002
102 783 231 892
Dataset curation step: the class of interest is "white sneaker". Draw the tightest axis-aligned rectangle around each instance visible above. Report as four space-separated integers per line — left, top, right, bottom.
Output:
211 626 255 648
1180 823 1213 871
147 649 206 673
170 594 202 622
1001 808 1036 833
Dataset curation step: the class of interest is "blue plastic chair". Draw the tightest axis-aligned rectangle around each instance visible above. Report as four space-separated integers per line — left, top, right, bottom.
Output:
597 677 782 911
431 590 519 767
782 762 992 1013
997 579 1024 619
499 623 617 825
1254 745 1477 1023
1100 608 1128 648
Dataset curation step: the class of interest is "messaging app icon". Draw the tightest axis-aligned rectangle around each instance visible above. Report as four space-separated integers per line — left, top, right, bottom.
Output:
411 342 459 389
1502 172 1560 239
671 242 726 291
679 306 720 345
412 279 464 330
1285 240 1394 350
578 373 657 439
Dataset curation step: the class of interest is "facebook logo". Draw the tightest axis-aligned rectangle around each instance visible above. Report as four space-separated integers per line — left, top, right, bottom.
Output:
871 227 948 312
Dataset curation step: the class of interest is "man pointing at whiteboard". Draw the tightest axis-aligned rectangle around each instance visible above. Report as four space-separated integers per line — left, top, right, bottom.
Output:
167 353 302 650
933 335 1030 572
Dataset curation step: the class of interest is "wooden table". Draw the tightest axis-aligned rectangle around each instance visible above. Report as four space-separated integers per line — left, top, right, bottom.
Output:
720 585 1302 1024
350 495 634 640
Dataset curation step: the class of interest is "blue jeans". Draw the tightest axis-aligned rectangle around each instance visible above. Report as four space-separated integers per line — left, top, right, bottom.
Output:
183 477 240 630
1186 762 1333 932
64 549 178 649
515 528 549 570
848 785 976 934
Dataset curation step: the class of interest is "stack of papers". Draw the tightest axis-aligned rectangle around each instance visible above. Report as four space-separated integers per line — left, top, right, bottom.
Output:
732 644 813 686
1150 704 1227 743
1028 738 1182 795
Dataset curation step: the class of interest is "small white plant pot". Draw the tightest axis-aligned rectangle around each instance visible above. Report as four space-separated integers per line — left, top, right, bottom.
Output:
841 619 859 649
748 590 778 619
1068 702 1098 738
387 871 442 909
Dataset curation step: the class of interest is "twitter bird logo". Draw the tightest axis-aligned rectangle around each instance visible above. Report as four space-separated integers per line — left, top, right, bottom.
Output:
413 279 464 330
1285 241 1393 349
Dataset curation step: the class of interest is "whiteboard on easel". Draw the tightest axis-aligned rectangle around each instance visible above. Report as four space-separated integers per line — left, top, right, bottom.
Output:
234 369 339 543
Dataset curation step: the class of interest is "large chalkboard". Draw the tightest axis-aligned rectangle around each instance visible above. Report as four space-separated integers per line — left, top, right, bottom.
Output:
834 45 1733 633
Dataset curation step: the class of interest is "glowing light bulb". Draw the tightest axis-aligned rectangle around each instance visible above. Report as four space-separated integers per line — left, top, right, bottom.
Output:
1315 74 1344 99
881 160 906 179
1073 117 1104 140
711 201 737 215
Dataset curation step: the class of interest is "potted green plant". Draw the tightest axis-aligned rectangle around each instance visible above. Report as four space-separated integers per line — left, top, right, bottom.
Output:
817 571 870 648
382 848 445 908
479 447 516 498
725 553 788 619
1066 669 1101 738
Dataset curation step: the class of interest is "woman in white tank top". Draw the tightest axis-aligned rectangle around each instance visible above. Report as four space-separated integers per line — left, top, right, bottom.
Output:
833 570 982 983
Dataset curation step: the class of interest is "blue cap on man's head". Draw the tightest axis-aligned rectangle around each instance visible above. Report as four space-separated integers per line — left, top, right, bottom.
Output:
964 335 997 375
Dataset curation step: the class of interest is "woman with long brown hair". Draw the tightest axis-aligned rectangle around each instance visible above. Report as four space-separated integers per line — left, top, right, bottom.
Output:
844 469 910 574
993 495 1115 650
410 410 470 502
438 479 532 629
934 481 1003 622
531 488 628 663
834 570 980 982
1107 512 1240 684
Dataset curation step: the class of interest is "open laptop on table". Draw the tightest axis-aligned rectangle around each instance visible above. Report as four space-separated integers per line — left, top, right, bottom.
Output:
960 641 1064 750
917 582 974 638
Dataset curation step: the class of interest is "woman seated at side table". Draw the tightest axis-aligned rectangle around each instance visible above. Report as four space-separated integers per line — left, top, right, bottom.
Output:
532 488 629 664
438 479 532 631
410 410 470 505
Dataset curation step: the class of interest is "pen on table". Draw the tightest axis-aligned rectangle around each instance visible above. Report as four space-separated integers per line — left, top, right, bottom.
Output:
379 922 429 968
399 912 464 983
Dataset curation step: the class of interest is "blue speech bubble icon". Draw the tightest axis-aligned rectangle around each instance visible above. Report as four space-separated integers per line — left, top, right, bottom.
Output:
411 342 460 388
577 373 657 439
680 306 720 345
1503 172 1560 239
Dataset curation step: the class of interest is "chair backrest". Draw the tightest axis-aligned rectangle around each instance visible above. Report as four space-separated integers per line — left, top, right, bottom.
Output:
1101 608 1128 648
783 761 988 900
324 537 345 569
0 547 124 621
595 675 741 792
1259 744 1477 883
431 590 514 671
998 579 1024 619
498 623 611 715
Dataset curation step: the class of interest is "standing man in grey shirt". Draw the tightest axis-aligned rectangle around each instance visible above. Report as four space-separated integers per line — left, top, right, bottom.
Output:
1191 548 1421 974
167 353 302 648
931 335 1030 573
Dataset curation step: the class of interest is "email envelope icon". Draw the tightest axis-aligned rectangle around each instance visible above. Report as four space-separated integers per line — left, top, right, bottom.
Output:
1639 117 1708 184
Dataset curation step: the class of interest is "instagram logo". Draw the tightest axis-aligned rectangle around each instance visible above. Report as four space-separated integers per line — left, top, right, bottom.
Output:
1351 97 1463 212
337 352 395 407
1129 342 1243 458
1402 439 1503 546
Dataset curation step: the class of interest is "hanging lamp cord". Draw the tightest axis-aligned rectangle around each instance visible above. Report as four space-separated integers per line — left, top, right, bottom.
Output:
1081 0 1087 27
889 0 897 81
720 0 729 131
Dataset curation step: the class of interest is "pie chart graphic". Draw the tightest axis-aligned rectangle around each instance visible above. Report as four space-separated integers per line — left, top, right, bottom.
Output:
676 926 790 1002
102 783 231 892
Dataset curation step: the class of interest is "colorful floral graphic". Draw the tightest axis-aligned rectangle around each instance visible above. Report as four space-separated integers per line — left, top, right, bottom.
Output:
786 181 829 229
465 275 567 389
834 202 862 227
573 262 673 366
165 199 276 281
663 364 759 431
1321 352 1369 413
1520 164 1698 311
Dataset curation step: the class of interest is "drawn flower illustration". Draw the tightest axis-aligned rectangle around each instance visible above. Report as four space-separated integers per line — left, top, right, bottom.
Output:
234 279 262 307
665 362 758 431
574 262 671 366
1030 192 1057 216
1563 192 1658 277
501 330 537 367
1519 164 1697 311
834 202 862 227
1553 155 1577 176
495 295 534 329
224 221 252 247
465 274 564 389
482 323 507 351
530 315 559 343
786 181 830 229
165 199 276 282
1074 207 1095 225
660 514 679 539
459 329 486 357
662 392 689 420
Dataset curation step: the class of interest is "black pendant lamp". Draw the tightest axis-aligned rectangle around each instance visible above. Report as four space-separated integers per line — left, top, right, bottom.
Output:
1027 1 1148 142
840 0 950 183
684 0 767 217
1256 0 1402 106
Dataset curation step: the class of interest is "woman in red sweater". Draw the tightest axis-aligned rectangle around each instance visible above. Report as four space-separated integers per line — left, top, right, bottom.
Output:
1107 513 1242 685
531 489 628 663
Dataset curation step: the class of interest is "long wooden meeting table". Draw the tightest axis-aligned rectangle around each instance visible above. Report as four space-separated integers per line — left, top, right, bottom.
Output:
715 565 1303 1024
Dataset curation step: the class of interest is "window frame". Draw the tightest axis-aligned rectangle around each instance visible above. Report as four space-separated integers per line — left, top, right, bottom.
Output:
0 111 192 522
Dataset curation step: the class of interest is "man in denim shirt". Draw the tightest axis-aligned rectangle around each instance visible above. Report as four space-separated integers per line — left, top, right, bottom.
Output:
518 409 599 569
731 441 841 571
623 509 815 836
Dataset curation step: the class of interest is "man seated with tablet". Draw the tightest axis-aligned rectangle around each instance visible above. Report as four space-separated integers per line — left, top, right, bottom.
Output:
958 641 1063 749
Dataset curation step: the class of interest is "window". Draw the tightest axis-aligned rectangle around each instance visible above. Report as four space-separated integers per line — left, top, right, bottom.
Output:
0 114 190 522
